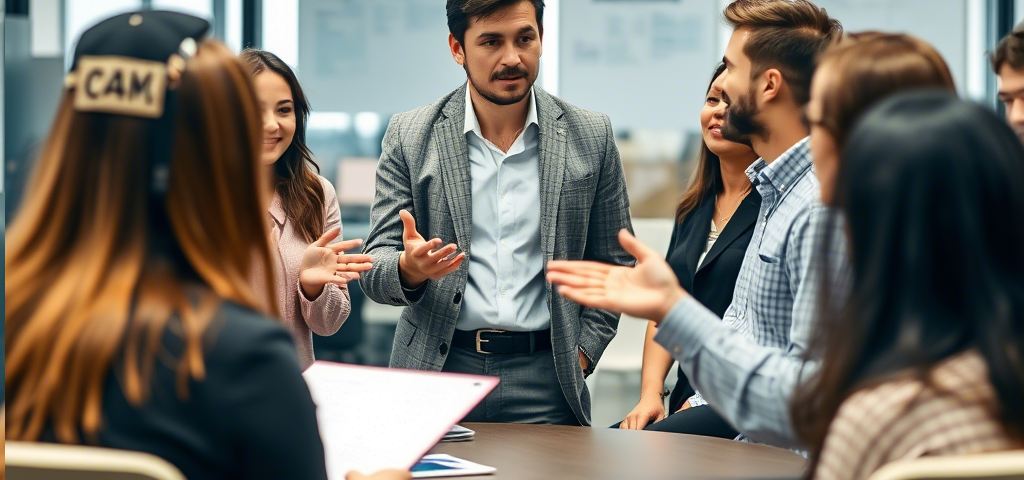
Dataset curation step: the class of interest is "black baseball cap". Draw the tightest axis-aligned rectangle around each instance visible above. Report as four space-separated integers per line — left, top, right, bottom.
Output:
71 10 209 72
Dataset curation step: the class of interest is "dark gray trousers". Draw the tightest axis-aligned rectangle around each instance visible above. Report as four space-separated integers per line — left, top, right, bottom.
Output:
441 346 579 426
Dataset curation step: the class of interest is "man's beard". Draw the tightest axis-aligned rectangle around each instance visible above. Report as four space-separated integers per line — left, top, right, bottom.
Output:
464 63 535 106
720 86 767 146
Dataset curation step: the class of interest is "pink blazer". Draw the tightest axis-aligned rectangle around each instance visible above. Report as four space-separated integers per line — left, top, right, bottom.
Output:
263 176 351 368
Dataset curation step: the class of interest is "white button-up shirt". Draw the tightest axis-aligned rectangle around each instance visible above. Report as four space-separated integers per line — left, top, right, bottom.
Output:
456 85 549 332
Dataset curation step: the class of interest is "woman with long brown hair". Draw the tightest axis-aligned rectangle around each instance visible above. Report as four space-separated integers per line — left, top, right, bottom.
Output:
795 33 1023 480
805 32 958 204
3 11 404 480
616 63 761 437
239 48 371 369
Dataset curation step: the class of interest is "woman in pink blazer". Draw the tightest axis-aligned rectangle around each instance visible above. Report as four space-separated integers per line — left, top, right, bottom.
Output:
242 48 373 368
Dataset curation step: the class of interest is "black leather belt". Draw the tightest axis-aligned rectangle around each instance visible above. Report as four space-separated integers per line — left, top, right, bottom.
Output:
451 329 552 355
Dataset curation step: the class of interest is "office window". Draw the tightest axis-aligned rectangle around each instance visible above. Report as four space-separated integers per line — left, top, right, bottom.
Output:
150 0 247 53
30 0 62 56
225 0 244 53
66 0 242 59
152 0 213 19
814 0 985 99
65 0 141 65
263 0 300 68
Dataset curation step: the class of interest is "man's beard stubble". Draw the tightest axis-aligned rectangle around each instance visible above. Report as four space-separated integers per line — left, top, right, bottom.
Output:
720 87 767 147
464 63 535 106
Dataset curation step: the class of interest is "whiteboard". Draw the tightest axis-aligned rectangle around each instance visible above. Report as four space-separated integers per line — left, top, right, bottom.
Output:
558 0 722 132
297 0 466 114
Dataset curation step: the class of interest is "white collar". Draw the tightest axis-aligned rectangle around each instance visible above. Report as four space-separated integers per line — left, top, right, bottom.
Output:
463 82 539 136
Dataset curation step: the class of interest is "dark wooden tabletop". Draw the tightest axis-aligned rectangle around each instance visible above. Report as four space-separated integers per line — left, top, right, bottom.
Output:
428 423 808 480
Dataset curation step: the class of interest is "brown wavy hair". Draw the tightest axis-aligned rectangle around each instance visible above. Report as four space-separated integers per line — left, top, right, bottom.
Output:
4 40 277 443
240 48 326 244
724 0 842 106
812 32 956 151
676 63 727 222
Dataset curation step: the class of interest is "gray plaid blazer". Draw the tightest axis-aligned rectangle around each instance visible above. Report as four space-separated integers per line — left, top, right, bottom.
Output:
358 84 634 425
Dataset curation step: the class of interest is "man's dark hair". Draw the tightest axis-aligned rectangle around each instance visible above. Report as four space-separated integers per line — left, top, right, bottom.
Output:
724 0 842 106
991 22 1024 73
447 0 545 46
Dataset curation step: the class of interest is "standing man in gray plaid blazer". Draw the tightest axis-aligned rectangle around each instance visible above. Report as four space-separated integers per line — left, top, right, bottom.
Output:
359 0 633 426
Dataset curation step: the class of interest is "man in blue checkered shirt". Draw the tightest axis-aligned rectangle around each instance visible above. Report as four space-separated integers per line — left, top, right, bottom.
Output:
547 0 844 448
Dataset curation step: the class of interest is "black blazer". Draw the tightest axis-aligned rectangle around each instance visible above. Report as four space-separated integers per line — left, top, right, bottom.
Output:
37 303 329 480
664 190 761 412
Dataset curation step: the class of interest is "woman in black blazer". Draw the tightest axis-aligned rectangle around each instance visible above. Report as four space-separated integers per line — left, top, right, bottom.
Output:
616 64 761 438
4 12 407 480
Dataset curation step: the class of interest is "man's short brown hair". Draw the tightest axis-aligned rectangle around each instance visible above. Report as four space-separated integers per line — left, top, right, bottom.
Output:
447 0 545 46
724 0 842 106
992 22 1024 73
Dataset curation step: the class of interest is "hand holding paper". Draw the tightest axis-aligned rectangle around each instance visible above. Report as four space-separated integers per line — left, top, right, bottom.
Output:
303 363 497 479
345 469 412 480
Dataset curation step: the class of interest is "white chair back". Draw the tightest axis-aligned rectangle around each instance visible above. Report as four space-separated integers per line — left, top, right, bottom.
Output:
592 218 675 373
5 441 186 480
867 451 1024 480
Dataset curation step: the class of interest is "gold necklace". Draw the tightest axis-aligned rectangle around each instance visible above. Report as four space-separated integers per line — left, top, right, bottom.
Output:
716 187 752 226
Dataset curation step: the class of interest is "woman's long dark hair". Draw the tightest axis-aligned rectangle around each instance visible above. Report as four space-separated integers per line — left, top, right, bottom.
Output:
240 48 325 243
793 91 1024 475
676 63 728 222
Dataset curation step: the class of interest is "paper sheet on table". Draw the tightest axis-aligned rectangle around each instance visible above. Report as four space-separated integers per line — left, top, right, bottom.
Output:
412 454 497 478
303 362 498 479
441 424 474 442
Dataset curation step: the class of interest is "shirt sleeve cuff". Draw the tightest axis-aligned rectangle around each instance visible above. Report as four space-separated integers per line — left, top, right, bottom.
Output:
578 346 594 377
298 280 322 303
401 280 428 303
653 295 722 360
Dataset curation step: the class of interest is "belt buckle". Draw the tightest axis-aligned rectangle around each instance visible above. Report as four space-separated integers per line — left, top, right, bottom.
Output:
475 329 505 354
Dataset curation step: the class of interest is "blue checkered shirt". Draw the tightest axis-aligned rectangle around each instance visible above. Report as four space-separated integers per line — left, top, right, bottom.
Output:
654 137 834 448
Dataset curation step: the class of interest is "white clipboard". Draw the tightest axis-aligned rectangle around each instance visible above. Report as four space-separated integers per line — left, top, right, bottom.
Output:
302 362 498 478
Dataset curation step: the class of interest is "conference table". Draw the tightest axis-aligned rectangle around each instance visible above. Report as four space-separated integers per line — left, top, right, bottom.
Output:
429 423 808 480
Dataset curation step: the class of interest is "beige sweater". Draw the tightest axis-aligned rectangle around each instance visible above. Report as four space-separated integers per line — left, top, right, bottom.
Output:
254 176 351 369
814 351 1022 480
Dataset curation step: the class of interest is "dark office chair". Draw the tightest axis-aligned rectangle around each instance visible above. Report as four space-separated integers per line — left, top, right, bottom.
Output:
312 279 366 365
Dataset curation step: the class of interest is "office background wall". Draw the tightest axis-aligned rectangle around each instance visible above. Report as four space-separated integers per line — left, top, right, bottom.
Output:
10 0 1017 217
4 0 1021 427
559 0 720 133
296 0 464 114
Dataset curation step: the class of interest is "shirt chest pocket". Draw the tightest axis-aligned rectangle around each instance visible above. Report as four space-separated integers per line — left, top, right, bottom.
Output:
748 227 791 314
